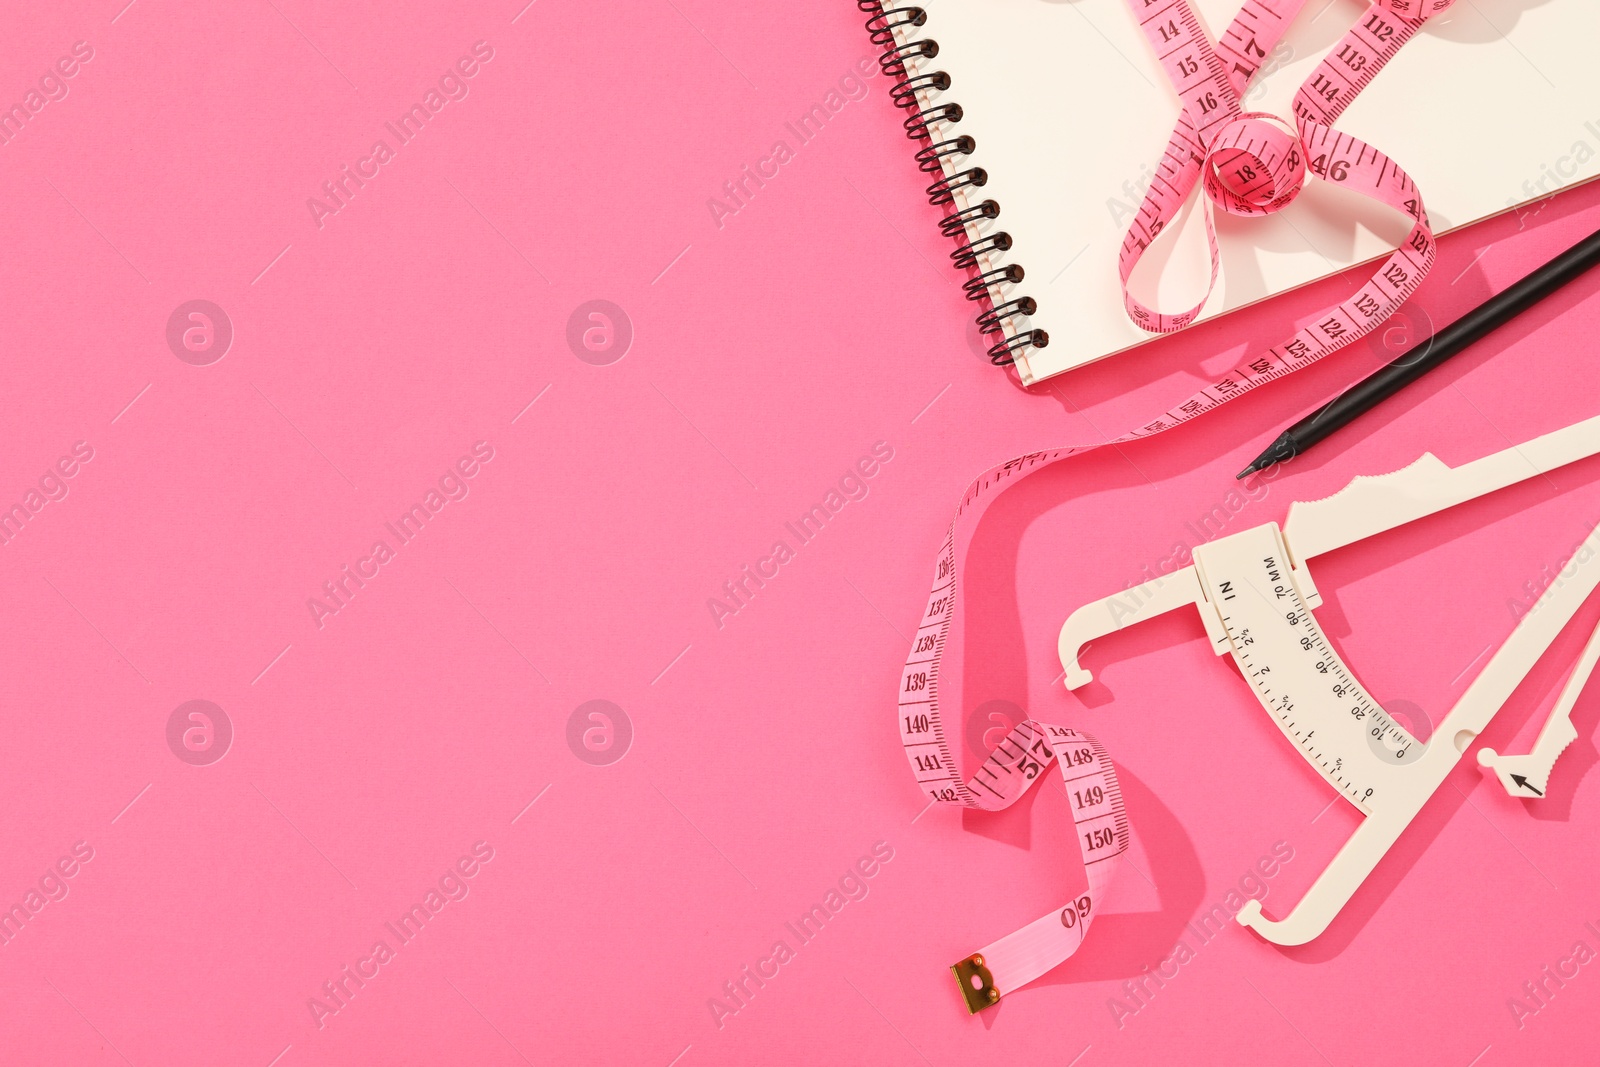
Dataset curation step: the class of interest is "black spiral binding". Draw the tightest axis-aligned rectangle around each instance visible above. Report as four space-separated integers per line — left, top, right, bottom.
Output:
859 2 1048 367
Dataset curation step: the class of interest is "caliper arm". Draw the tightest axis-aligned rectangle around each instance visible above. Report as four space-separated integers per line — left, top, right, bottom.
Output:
1477 614 1600 798
1058 566 1223 689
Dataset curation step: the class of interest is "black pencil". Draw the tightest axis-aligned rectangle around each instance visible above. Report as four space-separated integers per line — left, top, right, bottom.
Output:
1237 222 1600 479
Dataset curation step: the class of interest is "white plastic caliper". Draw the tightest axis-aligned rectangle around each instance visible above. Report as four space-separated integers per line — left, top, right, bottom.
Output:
1059 413 1600 945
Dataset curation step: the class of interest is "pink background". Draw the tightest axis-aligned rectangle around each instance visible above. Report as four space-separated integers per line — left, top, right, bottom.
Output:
3 1 1600 1064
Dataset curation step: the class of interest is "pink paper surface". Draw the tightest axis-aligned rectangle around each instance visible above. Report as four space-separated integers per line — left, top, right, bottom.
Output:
4 2 1600 1064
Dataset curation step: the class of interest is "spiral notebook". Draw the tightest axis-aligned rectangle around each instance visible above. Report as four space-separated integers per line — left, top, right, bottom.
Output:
867 0 1600 385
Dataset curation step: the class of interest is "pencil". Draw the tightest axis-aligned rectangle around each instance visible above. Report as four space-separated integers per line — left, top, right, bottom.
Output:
1237 222 1600 479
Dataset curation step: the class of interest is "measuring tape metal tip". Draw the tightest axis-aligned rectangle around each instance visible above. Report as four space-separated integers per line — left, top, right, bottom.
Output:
950 955 1000 1014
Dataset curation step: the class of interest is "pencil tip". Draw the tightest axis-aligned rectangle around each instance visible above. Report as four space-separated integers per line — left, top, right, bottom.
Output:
1237 432 1299 480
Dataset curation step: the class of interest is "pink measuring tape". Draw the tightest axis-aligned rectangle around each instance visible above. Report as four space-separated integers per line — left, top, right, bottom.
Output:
892 0 1456 1014
1119 0 1445 343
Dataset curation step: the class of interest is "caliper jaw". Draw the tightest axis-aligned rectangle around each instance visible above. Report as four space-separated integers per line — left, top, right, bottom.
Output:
1060 525 1323 691
1477 614 1600 798
1058 565 1221 689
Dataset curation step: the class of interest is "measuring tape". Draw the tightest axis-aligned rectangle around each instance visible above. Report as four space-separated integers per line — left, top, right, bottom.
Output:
1119 0 1450 346
899 0 1456 1013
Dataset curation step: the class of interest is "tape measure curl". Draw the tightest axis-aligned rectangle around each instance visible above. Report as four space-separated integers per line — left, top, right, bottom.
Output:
1120 0 1455 343
902 0 1456 1014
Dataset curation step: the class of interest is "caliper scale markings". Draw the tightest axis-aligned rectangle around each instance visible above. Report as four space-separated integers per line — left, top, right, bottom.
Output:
1195 525 1421 814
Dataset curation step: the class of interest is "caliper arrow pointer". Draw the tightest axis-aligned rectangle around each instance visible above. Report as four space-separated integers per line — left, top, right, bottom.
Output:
1509 774 1544 796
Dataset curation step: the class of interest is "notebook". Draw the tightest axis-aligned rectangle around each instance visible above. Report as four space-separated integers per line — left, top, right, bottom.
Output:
868 0 1600 385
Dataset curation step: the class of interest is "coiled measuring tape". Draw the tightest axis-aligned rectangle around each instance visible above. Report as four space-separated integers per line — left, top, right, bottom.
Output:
1119 0 1449 344
899 0 1456 1014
